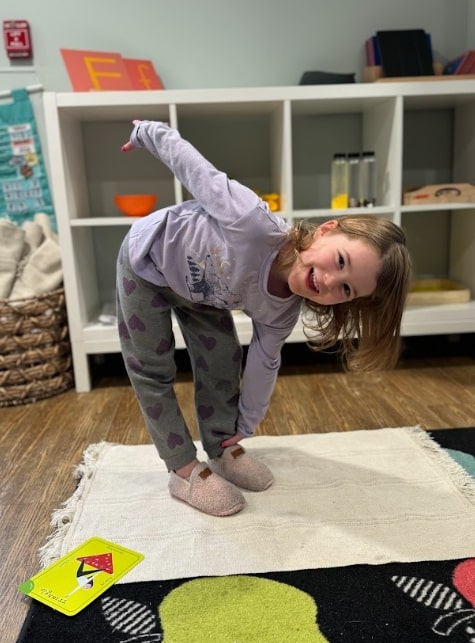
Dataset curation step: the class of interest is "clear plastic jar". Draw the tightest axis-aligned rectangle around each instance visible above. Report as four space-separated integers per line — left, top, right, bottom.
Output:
330 153 349 209
348 152 361 208
359 151 377 207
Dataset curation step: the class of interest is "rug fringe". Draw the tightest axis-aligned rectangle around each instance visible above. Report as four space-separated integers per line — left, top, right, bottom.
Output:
39 442 114 567
407 426 475 503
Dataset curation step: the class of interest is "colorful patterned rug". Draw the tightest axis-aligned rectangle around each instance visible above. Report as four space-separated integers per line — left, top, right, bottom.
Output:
17 428 475 642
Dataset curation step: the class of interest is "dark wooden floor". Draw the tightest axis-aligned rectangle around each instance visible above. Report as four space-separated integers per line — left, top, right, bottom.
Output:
2 335 475 642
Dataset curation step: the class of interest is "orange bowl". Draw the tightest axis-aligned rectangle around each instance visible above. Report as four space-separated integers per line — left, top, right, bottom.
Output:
114 194 157 217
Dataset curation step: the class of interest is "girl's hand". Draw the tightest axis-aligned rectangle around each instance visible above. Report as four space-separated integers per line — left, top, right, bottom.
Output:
121 120 141 152
221 433 243 448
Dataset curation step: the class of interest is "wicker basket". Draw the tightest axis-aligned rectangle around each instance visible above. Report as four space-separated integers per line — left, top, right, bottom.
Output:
0 288 73 407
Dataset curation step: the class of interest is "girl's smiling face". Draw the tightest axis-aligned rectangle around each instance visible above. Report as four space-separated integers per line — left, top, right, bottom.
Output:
287 220 381 305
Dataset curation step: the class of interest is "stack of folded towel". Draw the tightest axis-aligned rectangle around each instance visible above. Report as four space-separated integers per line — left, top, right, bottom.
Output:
0 215 62 301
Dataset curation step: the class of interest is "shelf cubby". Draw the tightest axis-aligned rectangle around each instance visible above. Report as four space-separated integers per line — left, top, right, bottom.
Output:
43 82 475 391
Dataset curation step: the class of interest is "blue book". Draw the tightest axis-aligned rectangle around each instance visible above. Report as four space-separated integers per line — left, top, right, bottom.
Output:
372 36 381 65
444 55 464 75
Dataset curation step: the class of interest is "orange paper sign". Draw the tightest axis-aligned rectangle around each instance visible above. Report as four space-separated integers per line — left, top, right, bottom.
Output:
123 58 164 90
60 49 163 91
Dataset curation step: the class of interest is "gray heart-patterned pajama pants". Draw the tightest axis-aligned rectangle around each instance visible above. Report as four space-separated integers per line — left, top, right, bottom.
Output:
116 233 243 472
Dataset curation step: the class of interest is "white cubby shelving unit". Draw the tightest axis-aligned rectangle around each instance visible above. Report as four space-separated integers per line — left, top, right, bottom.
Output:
43 81 475 391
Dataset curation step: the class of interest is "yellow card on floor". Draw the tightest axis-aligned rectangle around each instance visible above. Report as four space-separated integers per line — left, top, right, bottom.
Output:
18 537 144 616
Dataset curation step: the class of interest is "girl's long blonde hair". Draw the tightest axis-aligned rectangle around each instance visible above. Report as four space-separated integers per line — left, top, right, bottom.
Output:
278 215 412 371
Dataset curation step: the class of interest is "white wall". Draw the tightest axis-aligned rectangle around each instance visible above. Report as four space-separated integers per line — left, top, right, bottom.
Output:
0 0 472 169
0 0 472 93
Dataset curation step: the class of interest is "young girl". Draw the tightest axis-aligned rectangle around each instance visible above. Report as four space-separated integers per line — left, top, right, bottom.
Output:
117 120 412 517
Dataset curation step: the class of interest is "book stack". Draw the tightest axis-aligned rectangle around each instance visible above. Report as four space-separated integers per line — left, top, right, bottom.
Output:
365 35 381 67
444 51 475 75
365 29 434 78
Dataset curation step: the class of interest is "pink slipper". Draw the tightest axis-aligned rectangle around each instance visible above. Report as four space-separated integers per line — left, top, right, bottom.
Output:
209 445 274 491
169 462 245 516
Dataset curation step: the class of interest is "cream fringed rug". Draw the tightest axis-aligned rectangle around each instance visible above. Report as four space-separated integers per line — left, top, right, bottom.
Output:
40 427 475 584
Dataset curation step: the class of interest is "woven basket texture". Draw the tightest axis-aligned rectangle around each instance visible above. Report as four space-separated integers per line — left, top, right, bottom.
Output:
0 288 73 407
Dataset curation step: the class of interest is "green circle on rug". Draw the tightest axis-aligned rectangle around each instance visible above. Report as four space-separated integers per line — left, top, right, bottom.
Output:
159 575 328 642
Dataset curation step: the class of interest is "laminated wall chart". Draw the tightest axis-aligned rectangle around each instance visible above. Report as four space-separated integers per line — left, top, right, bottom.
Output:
0 88 55 230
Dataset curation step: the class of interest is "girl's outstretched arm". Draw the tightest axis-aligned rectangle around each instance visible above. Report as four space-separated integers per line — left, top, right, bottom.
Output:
120 120 260 224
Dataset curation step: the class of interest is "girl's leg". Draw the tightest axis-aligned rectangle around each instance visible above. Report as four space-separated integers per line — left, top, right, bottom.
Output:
174 302 273 492
117 238 246 516
116 236 197 472
174 304 242 459
172 300 273 492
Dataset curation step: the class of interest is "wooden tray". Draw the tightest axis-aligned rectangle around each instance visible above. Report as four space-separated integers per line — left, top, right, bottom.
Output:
403 183 475 205
406 279 470 306
364 63 448 82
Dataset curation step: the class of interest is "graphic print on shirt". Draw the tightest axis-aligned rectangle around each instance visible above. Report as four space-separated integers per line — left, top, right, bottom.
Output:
186 253 242 308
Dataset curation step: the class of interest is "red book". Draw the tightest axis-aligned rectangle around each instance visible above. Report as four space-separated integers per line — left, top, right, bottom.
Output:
467 52 475 74
366 38 375 66
455 50 475 74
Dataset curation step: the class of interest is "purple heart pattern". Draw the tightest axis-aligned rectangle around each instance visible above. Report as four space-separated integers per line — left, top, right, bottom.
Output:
118 321 130 340
198 405 214 420
156 338 171 355
146 402 163 420
151 293 169 308
129 314 146 332
123 277 137 296
126 356 144 373
167 432 185 449
199 335 217 350
196 356 209 372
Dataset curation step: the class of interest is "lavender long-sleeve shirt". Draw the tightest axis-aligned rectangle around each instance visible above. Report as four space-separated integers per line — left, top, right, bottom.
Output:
127 121 302 437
